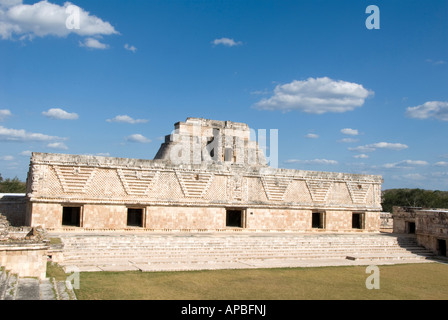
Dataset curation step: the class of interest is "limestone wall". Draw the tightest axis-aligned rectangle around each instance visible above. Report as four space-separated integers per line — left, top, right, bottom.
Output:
380 212 393 230
146 206 224 230
0 194 27 226
0 244 48 280
392 206 418 233
416 210 448 256
27 152 383 231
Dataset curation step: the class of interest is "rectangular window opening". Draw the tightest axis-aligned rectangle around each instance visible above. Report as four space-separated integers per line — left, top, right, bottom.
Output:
127 208 144 227
312 212 325 229
438 239 447 257
352 213 364 229
407 222 416 234
62 206 81 227
226 209 243 228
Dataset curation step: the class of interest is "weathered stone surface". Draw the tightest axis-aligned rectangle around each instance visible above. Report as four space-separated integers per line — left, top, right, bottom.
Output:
26 118 383 232
0 194 27 227
0 215 9 241
393 206 448 257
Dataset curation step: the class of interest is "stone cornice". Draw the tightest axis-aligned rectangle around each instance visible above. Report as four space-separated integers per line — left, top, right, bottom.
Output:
30 152 383 184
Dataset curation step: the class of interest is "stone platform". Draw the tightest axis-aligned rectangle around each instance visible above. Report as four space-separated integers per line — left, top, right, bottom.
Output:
50 231 436 273
0 267 76 300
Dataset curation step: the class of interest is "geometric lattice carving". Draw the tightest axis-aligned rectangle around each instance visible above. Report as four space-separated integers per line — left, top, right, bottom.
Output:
53 165 96 193
346 182 371 204
117 169 160 196
261 176 293 201
230 175 246 201
305 180 333 202
176 171 214 198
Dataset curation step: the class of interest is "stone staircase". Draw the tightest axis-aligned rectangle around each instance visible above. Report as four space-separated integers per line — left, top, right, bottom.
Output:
51 232 437 272
0 267 76 300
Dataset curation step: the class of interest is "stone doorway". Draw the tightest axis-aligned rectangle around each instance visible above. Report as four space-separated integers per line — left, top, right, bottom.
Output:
62 206 81 227
406 221 416 234
438 239 447 257
312 212 325 229
226 209 244 228
127 208 144 227
352 213 364 229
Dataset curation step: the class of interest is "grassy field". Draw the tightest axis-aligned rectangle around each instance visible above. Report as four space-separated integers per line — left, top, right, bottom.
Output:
48 262 448 300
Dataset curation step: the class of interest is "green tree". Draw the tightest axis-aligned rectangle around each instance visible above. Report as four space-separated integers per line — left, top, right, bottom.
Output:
0 176 26 193
382 188 448 212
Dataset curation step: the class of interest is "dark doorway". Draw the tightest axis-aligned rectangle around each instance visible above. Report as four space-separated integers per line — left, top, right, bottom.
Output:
352 213 363 229
226 210 243 227
62 207 81 227
312 212 325 229
438 239 447 257
127 208 144 227
407 222 416 234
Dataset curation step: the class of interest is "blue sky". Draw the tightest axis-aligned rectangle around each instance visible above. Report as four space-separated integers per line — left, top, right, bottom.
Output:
0 0 447 190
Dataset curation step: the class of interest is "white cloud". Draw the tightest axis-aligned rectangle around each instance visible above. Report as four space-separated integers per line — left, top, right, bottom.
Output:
212 37 242 47
254 77 373 114
402 173 426 181
341 128 359 136
82 152 110 157
0 109 11 121
383 160 429 169
79 37 108 49
19 150 32 156
405 101 448 121
124 43 136 53
250 89 269 95
47 142 68 150
0 155 14 161
305 133 319 139
434 161 448 167
0 0 118 41
339 138 359 143
285 159 338 165
432 172 448 178
426 59 447 66
0 125 65 141
353 154 369 159
42 108 78 120
0 1 22 7
107 115 148 124
349 142 408 153
95 152 110 157
126 134 151 143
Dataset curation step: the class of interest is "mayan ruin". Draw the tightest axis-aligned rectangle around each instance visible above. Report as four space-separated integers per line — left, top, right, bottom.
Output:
1 0 447 303
23 118 384 232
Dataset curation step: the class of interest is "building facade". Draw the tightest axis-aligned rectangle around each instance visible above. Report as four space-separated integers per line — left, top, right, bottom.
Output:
393 206 448 257
25 118 383 232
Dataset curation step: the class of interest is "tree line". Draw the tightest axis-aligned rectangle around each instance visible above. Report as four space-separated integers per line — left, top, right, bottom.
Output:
381 188 448 213
0 174 26 193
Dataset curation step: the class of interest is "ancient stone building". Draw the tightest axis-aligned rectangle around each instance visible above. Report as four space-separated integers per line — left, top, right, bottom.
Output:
393 206 448 257
25 118 383 232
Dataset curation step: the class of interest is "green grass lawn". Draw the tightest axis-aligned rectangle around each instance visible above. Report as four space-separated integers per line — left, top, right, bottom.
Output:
47 262 448 300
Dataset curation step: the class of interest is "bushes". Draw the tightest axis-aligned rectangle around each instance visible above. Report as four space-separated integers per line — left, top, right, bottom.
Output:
382 188 448 213
0 175 26 193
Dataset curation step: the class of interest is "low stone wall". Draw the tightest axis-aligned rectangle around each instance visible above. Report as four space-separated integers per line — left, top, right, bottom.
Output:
0 214 48 280
392 206 419 233
380 212 393 231
0 194 27 226
0 243 48 280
